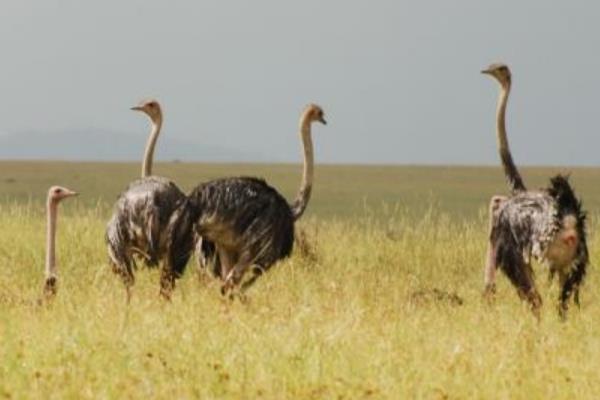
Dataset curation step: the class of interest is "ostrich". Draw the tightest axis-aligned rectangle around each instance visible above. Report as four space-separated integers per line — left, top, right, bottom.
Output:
105 99 186 300
167 104 326 296
195 101 322 279
481 63 588 318
43 186 78 298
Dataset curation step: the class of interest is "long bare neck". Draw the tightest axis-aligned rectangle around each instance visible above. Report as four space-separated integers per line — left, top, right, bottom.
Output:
141 115 162 178
290 114 314 220
496 82 526 193
45 199 58 280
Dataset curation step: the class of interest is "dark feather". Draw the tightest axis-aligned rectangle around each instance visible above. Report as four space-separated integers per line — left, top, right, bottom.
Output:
166 177 295 284
547 175 588 312
490 174 588 316
106 176 186 280
191 177 294 265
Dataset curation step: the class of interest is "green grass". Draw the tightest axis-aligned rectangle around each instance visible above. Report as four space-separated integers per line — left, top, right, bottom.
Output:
1 162 600 398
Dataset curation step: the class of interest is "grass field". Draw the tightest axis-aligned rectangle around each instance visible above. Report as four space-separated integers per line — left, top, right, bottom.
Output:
1 162 600 399
3 160 600 219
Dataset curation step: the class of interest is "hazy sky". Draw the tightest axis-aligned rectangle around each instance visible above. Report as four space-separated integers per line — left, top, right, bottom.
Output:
0 1 598 165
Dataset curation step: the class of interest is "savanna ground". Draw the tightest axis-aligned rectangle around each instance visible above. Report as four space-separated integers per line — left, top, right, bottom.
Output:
1 161 600 399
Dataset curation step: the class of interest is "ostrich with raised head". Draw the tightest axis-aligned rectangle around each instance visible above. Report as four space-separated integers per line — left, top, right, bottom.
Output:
106 99 186 300
43 186 78 298
166 104 326 296
195 102 323 279
481 63 588 318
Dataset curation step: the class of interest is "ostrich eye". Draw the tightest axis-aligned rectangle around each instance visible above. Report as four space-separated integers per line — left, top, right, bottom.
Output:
55 189 62 194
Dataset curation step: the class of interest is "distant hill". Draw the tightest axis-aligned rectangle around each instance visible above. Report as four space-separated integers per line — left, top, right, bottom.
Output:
0 129 266 162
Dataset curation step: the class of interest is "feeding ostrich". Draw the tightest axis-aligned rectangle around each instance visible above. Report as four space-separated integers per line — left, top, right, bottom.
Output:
106 99 186 300
166 104 326 296
481 63 588 318
43 186 78 298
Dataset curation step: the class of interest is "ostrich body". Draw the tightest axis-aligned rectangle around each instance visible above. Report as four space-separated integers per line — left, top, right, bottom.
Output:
106 99 186 299
169 104 326 294
195 103 321 279
43 186 78 298
188 177 295 287
481 63 588 318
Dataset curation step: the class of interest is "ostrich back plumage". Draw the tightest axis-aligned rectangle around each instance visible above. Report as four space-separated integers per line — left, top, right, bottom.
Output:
492 191 558 264
106 176 186 267
491 175 587 267
187 176 295 268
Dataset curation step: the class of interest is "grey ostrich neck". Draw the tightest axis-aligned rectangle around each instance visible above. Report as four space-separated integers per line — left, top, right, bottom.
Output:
141 113 163 178
496 80 526 193
45 197 58 281
291 111 314 220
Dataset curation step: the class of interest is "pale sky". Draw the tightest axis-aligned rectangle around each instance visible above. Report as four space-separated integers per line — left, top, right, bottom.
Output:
0 1 598 165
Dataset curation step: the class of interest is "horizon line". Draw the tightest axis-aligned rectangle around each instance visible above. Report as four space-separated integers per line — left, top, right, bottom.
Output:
0 158 598 169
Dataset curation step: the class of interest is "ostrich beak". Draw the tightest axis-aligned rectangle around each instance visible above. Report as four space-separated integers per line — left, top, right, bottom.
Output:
481 69 492 75
66 190 79 197
319 116 327 125
130 106 143 111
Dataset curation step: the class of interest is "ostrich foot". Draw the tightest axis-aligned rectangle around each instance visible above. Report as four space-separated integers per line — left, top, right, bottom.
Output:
43 276 57 300
220 279 247 303
483 283 496 303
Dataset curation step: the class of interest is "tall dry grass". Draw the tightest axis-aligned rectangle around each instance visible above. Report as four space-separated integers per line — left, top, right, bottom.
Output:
0 203 599 399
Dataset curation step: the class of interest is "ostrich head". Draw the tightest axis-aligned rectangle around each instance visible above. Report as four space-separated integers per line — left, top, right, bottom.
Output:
481 63 511 87
131 99 162 123
48 186 78 204
304 104 327 125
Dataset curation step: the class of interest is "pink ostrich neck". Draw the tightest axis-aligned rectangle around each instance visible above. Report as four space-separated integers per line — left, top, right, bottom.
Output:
45 197 58 281
495 81 511 154
495 79 526 194
291 111 314 220
141 115 163 178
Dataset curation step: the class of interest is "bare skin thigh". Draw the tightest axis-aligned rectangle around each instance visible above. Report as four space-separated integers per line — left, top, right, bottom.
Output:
109 258 134 303
516 264 542 319
222 252 254 294
483 245 498 297
483 195 507 297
